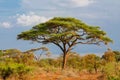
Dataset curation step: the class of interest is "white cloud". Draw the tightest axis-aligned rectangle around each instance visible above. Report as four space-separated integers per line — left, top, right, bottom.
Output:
0 12 51 28
0 22 12 28
17 12 51 26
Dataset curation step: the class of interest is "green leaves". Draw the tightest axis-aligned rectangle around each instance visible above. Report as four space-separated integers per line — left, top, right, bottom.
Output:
0 63 33 80
17 17 112 45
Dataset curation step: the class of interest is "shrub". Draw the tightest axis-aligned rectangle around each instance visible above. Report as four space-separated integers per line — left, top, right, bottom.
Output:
102 62 120 80
0 62 33 80
82 54 101 73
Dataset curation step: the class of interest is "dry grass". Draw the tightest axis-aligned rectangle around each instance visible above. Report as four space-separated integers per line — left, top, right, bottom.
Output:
31 68 104 80
0 68 106 80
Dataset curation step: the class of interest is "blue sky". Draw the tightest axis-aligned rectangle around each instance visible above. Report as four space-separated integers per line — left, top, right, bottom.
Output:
0 0 120 56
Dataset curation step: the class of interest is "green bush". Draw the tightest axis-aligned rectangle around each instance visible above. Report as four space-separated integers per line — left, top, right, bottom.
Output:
107 75 120 80
66 54 83 70
82 54 101 73
38 58 59 67
0 62 33 80
102 62 120 80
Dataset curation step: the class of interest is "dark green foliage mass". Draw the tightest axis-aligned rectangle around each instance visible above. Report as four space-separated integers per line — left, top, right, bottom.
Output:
113 51 120 62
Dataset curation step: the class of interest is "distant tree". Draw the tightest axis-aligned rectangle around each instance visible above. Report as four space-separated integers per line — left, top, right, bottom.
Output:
24 47 48 54
0 49 22 63
102 49 116 62
82 54 101 73
17 17 112 69
113 51 120 62
0 49 21 57
0 48 49 65
26 47 50 60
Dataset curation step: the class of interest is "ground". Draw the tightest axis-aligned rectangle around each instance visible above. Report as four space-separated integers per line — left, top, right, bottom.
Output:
33 71 104 80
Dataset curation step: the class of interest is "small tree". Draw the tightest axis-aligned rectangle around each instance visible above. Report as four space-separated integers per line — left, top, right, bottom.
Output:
102 49 116 62
113 51 120 62
82 54 101 73
17 17 112 69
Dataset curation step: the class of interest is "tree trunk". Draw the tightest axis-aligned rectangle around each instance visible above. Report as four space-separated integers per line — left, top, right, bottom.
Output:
94 65 97 73
3 77 6 80
62 52 67 70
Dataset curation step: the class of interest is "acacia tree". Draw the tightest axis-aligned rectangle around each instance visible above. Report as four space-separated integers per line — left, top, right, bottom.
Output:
17 17 112 69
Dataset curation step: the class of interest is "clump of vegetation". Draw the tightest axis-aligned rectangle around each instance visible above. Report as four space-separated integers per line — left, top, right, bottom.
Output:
114 51 120 62
82 54 101 73
102 62 120 80
101 50 120 80
0 62 33 80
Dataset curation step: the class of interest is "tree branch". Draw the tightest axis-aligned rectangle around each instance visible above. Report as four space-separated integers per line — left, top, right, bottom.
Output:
52 42 64 52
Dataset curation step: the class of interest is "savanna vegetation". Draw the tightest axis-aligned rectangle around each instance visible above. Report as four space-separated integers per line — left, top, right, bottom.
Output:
0 17 120 80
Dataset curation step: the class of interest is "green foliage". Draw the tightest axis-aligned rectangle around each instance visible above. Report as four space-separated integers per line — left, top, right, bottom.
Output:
102 62 120 80
82 54 101 73
113 51 120 62
0 63 13 80
0 62 33 80
102 50 116 62
107 76 120 80
38 58 58 67
37 58 59 72
0 50 4 61
66 53 82 70
17 53 35 65
0 49 42 66
17 17 112 45
0 50 3 55
1 49 21 58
